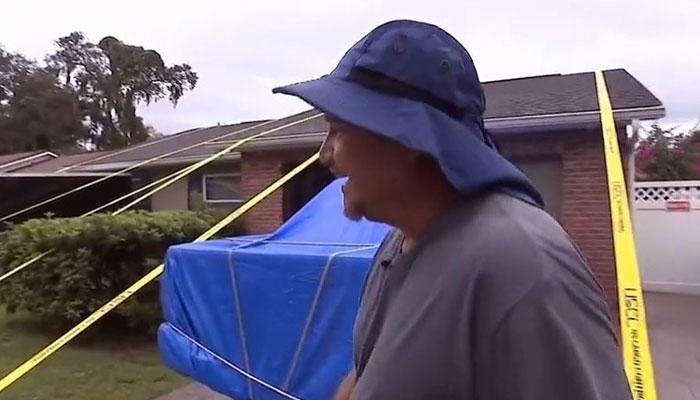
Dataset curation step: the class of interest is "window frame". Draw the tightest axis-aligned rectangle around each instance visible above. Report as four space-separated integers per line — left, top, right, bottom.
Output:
201 173 244 204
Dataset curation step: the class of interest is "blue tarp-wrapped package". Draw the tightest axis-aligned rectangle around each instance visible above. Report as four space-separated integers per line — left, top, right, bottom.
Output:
158 178 391 400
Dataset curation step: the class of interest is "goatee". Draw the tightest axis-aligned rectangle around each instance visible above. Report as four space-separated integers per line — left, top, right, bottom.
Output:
344 207 363 221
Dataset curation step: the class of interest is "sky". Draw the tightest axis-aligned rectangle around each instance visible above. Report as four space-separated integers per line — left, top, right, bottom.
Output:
1 0 698 135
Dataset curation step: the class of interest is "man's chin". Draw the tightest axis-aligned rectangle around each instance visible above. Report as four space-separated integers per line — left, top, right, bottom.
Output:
343 198 365 221
342 187 365 221
343 207 364 222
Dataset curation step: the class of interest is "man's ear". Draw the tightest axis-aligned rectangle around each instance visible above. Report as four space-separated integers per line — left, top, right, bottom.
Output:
319 129 337 166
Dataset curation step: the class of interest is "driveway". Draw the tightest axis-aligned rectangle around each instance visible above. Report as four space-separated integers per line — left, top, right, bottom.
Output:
155 382 229 400
646 292 700 400
157 292 700 400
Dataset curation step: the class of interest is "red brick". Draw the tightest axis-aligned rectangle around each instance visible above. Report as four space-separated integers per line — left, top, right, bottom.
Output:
241 153 283 233
240 149 318 233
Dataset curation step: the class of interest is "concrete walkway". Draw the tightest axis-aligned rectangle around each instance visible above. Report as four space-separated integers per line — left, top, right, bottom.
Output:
154 382 230 400
157 292 700 400
646 292 700 400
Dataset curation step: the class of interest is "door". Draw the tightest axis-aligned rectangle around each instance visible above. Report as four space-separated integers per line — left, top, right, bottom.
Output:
282 160 335 221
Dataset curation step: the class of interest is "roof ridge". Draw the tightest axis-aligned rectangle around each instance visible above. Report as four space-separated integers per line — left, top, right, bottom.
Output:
59 119 271 169
200 119 273 131
483 68 631 85
483 73 562 84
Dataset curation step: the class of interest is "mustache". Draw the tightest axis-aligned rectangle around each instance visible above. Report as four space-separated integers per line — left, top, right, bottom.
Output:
329 165 345 178
319 156 345 178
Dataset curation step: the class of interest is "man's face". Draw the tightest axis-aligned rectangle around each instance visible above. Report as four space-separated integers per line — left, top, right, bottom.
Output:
320 115 416 221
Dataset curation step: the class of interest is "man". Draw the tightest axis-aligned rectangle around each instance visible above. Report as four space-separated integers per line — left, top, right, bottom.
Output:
274 19 632 400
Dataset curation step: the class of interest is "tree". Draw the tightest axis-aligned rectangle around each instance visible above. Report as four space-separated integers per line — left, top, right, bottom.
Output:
635 122 700 181
679 124 700 178
0 47 35 104
0 32 198 155
0 47 87 154
1 71 88 153
46 32 198 150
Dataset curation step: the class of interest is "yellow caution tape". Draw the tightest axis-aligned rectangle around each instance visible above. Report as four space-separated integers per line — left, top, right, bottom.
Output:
0 152 320 393
54 130 209 173
83 162 206 217
0 114 322 283
595 71 657 400
1 140 205 223
0 251 52 283
1 75 654 397
1 116 304 223
108 114 318 214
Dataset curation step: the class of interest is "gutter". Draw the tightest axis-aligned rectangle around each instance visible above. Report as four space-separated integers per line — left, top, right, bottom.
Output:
75 153 242 172
241 105 666 151
486 105 665 133
0 172 131 178
240 132 328 151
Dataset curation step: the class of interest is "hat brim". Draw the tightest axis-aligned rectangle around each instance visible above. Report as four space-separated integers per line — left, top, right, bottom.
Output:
273 75 541 204
273 74 479 153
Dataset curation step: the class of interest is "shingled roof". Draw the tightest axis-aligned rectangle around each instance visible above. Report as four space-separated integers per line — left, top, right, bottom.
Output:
0 151 59 173
484 69 662 119
232 68 664 149
4 152 109 174
9 120 269 173
4 68 664 174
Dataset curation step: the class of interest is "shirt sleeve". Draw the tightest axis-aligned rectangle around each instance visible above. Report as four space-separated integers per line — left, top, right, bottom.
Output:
480 278 633 400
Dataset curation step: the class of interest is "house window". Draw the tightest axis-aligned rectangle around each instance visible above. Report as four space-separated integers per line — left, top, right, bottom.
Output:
202 174 243 203
509 156 563 221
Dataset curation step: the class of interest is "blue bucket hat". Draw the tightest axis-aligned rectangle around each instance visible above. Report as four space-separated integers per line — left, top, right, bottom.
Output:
273 19 543 206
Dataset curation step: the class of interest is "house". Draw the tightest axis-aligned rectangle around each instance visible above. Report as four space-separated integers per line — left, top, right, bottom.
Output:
1 68 664 312
0 150 133 222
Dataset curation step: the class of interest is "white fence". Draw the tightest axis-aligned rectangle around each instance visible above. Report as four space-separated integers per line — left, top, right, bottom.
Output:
634 181 700 295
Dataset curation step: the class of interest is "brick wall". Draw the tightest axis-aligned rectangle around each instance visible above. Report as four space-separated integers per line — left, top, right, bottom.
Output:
241 149 316 233
241 152 283 233
499 128 629 313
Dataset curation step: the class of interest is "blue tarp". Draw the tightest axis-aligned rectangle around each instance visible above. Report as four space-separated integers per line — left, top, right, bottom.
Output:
158 178 391 400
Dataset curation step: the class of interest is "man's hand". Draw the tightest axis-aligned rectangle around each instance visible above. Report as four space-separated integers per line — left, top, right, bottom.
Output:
332 369 356 400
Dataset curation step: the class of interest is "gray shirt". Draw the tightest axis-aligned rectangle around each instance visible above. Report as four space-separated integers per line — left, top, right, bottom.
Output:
351 192 632 400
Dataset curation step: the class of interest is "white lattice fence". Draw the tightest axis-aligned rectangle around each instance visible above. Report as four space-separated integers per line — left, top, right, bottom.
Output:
635 181 700 210
633 181 700 295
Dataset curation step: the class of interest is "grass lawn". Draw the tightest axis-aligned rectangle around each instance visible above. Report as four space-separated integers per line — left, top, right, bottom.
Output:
0 307 189 400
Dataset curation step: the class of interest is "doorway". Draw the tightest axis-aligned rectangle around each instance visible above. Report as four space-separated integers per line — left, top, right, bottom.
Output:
282 160 335 221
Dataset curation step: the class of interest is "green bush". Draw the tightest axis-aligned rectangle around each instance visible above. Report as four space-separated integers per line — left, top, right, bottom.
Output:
0 210 246 334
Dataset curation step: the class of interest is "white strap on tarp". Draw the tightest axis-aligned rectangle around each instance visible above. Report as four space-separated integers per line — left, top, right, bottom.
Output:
224 238 380 247
168 324 302 400
282 245 379 390
227 235 272 400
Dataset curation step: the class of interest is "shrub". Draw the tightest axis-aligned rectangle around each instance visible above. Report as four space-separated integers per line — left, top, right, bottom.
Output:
0 210 246 334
